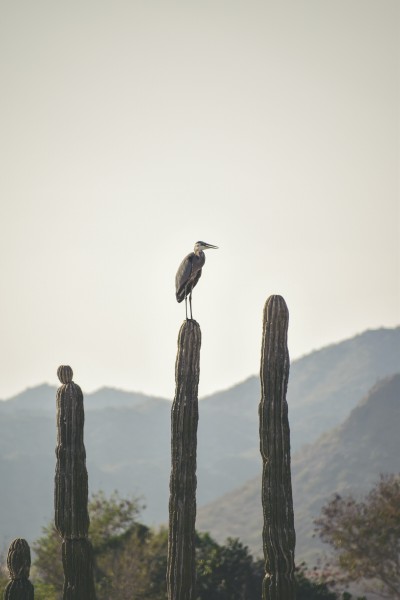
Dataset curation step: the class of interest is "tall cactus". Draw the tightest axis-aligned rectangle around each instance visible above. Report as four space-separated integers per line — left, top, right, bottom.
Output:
259 295 296 600
167 320 201 600
3 538 34 600
54 365 97 600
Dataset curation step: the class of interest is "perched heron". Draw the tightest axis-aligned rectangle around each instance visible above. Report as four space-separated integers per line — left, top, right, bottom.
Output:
175 241 218 319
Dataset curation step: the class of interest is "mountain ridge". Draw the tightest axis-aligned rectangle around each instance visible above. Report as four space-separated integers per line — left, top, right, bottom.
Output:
196 373 400 563
2 326 398 414
0 326 399 555
0 383 169 412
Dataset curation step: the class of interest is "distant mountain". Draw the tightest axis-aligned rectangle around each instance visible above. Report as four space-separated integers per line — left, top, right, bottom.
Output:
0 326 398 553
0 384 165 411
196 373 400 564
0 383 56 412
196 327 400 505
0 399 172 547
199 326 400 453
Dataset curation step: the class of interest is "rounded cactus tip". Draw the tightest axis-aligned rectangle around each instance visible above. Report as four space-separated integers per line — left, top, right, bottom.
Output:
7 538 31 578
264 294 289 315
57 365 73 384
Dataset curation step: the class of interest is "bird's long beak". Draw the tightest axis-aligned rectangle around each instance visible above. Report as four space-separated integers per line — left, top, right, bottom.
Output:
204 243 218 249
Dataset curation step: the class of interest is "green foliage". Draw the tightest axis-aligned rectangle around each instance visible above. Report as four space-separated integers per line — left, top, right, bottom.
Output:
88 490 142 551
32 522 63 591
295 564 367 599
31 489 368 600
33 581 58 600
33 490 143 599
295 563 337 599
315 473 400 599
34 491 264 599
196 533 263 599
0 571 8 599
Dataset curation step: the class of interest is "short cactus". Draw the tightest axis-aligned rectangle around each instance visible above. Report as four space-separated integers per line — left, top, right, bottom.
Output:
3 538 34 600
259 295 296 600
54 366 96 600
167 320 201 600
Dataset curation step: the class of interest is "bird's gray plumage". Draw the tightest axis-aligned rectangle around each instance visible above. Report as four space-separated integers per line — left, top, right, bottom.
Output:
175 241 218 319
175 251 205 303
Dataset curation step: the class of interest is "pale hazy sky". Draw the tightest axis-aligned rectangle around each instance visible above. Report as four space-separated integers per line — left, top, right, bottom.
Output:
0 0 399 400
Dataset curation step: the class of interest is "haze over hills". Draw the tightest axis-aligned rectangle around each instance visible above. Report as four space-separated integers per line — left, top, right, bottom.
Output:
0 326 399 554
197 373 400 564
0 385 165 412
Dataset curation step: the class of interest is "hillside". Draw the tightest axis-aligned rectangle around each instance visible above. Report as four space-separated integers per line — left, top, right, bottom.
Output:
196 326 400 503
200 326 400 452
196 373 400 564
0 326 398 551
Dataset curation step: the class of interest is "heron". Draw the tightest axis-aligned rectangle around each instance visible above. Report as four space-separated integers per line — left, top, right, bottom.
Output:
175 241 218 319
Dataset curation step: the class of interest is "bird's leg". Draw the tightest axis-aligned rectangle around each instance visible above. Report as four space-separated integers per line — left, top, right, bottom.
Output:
189 290 193 320
185 294 188 320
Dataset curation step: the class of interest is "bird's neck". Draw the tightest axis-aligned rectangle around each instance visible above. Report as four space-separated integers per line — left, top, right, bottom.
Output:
194 249 204 257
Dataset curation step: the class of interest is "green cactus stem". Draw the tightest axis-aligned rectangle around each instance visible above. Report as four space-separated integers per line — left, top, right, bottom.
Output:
259 295 296 600
54 366 96 600
4 538 34 600
167 320 201 600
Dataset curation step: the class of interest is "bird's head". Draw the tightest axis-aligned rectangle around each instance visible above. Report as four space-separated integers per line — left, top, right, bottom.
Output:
194 241 219 254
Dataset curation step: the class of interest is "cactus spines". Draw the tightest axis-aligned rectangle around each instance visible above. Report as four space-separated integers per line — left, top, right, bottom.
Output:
259 295 296 600
4 538 34 600
167 320 201 600
55 366 96 600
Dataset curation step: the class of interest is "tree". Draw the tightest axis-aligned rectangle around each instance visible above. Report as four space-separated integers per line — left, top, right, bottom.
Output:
31 489 369 599
295 564 366 600
0 567 8 599
33 493 262 599
295 563 340 599
33 490 143 599
195 533 263 599
314 473 400 599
